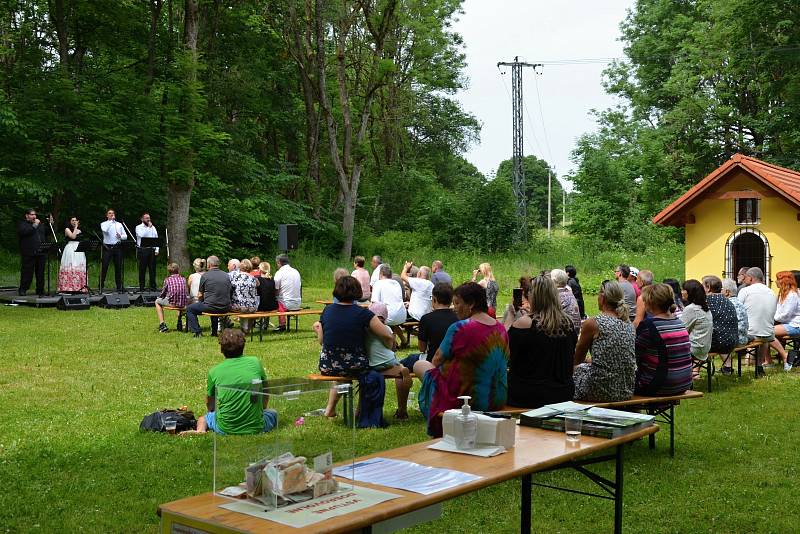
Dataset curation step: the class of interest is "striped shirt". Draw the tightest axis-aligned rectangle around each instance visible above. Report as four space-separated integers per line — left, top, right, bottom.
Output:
635 317 692 396
161 273 188 308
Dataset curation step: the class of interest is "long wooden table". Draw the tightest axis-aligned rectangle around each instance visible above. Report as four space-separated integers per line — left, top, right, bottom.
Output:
158 424 658 533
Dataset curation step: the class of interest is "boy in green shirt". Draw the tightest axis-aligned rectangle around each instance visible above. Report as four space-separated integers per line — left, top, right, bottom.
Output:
195 329 277 434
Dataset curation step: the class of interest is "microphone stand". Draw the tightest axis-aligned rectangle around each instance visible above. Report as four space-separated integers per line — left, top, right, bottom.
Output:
121 220 135 293
165 227 170 262
92 230 105 294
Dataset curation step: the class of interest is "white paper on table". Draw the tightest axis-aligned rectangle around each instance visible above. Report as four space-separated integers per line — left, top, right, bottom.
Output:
332 457 482 495
428 439 506 457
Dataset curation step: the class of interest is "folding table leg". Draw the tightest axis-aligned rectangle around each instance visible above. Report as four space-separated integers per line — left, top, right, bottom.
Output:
520 473 531 534
614 445 624 534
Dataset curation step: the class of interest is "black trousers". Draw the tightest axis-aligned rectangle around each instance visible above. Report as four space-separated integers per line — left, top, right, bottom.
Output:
100 245 123 291
19 253 45 295
138 248 157 290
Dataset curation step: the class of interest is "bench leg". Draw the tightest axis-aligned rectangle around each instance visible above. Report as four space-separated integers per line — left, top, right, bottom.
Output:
614 444 624 534
707 359 713 393
669 404 675 458
647 407 656 451
738 350 742 377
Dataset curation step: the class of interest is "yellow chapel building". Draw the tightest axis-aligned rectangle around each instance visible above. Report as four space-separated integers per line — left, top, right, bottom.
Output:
653 154 800 289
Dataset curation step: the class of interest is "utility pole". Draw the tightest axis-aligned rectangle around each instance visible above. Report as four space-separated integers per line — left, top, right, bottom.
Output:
547 169 552 237
562 188 566 227
497 56 541 244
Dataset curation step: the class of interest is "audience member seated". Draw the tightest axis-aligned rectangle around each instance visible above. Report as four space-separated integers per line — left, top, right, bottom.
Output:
431 260 452 286
505 275 577 408
256 262 278 312
155 262 189 333
550 269 581 334
187 255 232 338
615 264 638 321
192 329 277 435
313 276 393 417
230 259 259 333
274 254 302 331
413 282 508 437
632 269 654 328
573 280 636 402
227 258 240 278
681 279 713 374
400 283 458 371
371 264 408 341
738 267 777 370
628 267 641 298
351 255 372 301
369 254 384 287
634 283 693 396
365 302 412 419
187 257 206 304
565 265 586 319
249 256 261 276
719 278 749 375
501 276 532 326
401 261 434 321
769 271 800 371
663 278 685 319
472 262 499 317
736 267 749 291
702 275 738 356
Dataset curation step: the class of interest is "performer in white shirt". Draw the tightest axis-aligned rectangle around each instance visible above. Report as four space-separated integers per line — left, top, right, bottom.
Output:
273 254 302 331
135 212 159 291
100 209 128 292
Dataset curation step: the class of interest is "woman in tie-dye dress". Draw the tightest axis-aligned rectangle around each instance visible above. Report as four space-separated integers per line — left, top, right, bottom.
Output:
414 282 509 438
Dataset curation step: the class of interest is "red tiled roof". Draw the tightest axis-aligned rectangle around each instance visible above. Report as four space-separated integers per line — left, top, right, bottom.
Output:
653 153 800 226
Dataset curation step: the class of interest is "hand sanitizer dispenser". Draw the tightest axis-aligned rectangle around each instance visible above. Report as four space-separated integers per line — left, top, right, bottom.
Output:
449 395 478 450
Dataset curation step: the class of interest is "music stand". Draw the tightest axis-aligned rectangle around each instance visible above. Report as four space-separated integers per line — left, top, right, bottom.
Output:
35 242 60 296
76 240 101 294
139 237 161 250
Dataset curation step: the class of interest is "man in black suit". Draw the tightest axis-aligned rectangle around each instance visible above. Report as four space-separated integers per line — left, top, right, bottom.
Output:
17 208 48 296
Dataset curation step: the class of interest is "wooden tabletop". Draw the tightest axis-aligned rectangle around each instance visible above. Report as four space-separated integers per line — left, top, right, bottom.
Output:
159 424 658 533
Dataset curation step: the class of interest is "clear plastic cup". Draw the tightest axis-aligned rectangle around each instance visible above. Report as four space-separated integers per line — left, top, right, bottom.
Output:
564 414 582 444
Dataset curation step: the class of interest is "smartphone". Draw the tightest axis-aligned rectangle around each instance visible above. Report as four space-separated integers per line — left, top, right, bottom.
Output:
512 287 523 311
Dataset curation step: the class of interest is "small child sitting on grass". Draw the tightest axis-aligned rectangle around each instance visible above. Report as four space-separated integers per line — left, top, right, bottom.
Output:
366 302 412 419
155 262 189 333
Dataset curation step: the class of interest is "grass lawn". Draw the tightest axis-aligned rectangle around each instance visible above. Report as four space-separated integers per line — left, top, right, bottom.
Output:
1 249 797 532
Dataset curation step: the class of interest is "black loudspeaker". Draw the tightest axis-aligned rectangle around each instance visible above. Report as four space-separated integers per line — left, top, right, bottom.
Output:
278 224 299 251
134 294 158 307
57 295 91 311
99 293 130 309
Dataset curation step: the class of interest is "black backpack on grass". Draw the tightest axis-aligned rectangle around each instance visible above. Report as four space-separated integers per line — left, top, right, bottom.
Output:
139 409 197 432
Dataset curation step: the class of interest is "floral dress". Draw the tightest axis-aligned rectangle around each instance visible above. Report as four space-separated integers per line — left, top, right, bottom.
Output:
574 314 636 402
230 271 258 312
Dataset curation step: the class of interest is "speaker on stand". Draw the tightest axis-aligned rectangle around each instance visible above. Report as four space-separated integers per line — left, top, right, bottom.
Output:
278 224 299 251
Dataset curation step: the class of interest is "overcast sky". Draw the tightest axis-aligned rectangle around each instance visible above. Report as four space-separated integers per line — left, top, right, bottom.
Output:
452 0 635 190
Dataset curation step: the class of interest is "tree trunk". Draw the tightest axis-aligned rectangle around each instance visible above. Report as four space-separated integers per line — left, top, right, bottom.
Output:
165 0 199 269
167 181 192 267
341 190 357 260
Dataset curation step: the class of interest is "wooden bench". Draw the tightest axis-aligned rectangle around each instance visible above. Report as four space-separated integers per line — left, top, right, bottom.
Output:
393 320 419 348
236 309 324 341
493 390 704 457
307 370 414 427
709 338 770 381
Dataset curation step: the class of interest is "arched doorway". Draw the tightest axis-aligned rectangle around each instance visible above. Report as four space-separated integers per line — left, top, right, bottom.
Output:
725 228 769 283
